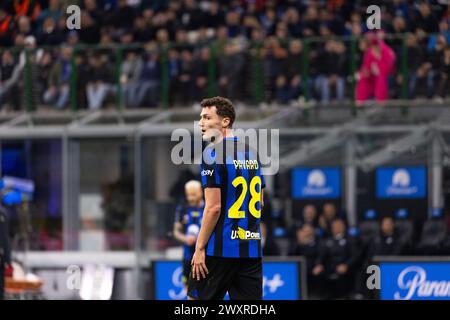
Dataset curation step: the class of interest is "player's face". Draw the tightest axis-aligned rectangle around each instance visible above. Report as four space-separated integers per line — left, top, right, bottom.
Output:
185 186 202 206
199 106 223 141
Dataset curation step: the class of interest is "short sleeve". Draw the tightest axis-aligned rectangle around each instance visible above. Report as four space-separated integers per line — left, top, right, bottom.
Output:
200 147 221 188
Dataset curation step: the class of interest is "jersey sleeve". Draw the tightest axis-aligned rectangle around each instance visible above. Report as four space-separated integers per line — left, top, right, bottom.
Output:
200 160 221 188
200 147 222 188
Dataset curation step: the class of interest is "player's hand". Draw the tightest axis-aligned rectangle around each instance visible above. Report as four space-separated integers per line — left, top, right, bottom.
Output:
191 248 208 281
186 235 196 246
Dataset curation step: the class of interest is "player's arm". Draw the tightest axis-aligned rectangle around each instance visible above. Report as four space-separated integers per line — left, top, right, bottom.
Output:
173 221 190 245
173 205 193 245
195 188 221 251
191 187 221 281
261 188 264 209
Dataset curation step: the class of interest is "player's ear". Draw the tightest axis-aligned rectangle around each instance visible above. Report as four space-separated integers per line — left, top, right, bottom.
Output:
222 116 230 128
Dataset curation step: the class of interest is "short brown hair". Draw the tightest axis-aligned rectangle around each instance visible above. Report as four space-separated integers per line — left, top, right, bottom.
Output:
200 96 236 128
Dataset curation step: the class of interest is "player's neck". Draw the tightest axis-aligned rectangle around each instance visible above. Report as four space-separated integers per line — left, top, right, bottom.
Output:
213 128 234 144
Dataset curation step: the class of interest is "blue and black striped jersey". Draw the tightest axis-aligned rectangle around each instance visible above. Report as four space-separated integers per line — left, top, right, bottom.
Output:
200 137 265 258
175 204 204 261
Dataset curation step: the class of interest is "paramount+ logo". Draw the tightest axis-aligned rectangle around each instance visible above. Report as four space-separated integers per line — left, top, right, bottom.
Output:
231 227 261 240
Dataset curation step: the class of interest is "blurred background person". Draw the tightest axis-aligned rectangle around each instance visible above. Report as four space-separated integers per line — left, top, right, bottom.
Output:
172 180 204 288
289 223 321 298
355 31 396 106
312 219 359 299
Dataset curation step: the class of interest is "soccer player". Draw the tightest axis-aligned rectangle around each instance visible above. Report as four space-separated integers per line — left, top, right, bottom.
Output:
173 180 204 288
187 96 265 300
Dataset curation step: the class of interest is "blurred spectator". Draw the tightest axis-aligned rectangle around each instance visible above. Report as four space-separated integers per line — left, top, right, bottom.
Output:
133 15 152 43
74 52 90 109
36 0 62 32
437 45 450 99
355 31 396 106
180 0 204 31
289 224 321 297
121 50 144 108
12 0 42 22
108 0 136 31
301 204 318 228
78 8 101 44
37 17 64 45
314 40 346 104
259 7 277 37
424 35 447 100
204 1 225 29
261 37 288 103
167 48 180 106
175 48 194 105
35 50 53 105
43 46 73 110
15 15 33 38
318 202 338 238
86 53 115 110
368 217 405 258
413 2 439 34
277 39 302 104
133 45 160 108
0 7 14 47
312 219 359 299
0 50 22 110
218 42 245 101
400 33 425 99
302 6 320 37
427 19 450 53
193 46 210 101
283 7 302 38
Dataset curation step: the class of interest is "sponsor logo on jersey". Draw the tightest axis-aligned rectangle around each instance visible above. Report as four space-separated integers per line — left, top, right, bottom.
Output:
231 227 261 240
201 169 214 176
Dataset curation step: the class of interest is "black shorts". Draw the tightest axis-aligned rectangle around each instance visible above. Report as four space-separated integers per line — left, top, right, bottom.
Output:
182 259 191 284
187 255 262 300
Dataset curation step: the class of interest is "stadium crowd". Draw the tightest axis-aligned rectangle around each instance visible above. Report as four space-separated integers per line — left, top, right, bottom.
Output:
0 0 449 110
